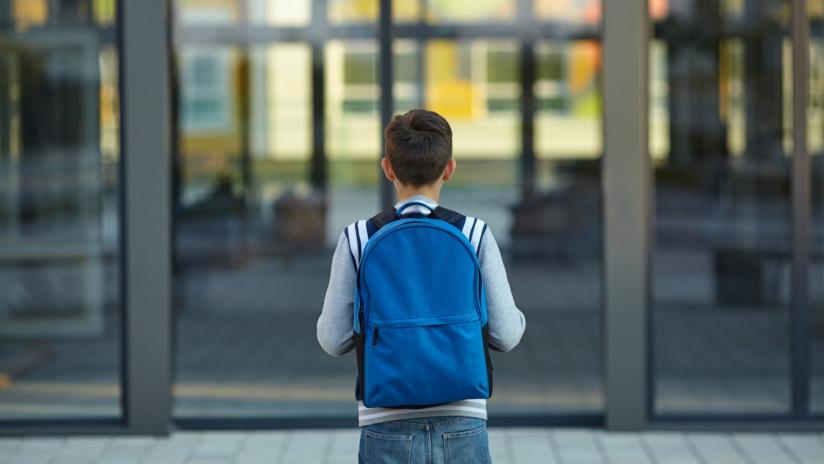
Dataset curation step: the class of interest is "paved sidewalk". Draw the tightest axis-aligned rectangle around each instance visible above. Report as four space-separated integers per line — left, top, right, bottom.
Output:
1 428 823 464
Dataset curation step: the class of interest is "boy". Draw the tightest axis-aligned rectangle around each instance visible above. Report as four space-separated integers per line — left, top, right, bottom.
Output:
317 109 525 463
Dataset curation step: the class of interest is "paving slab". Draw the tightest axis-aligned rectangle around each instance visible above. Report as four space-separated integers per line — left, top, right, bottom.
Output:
0 427 822 463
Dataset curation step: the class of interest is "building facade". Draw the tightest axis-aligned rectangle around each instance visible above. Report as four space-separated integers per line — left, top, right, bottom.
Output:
0 0 822 434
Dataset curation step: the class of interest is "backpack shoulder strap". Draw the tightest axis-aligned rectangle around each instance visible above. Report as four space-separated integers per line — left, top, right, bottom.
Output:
347 207 486 268
344 219 370 270
433 207 486 255
430 206 462 227
459 214 487 255
344 208 397 270
370 208 398 230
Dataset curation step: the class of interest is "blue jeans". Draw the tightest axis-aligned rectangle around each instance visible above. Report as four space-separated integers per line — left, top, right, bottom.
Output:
358 416 490 464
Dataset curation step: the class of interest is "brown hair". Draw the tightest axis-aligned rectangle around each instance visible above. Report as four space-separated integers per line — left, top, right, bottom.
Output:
384 109 452 186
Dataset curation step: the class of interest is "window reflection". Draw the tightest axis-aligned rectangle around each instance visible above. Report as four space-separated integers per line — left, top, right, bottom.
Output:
178 0 310 25
651 0 793 415
328 0 513 24
93 0 117 25
12 0 48 30
535 0 669 23
329 0 378 23
172 40 379 419
810 0 824 413
393 0 422 22
535 0 600 24
173 1 605 417
325 40 383 235
178 0 238 25
425 0 514 22
535 40 602 162
0 0 121 420
391 37 604 414
426 40 520 159
251 0 311 25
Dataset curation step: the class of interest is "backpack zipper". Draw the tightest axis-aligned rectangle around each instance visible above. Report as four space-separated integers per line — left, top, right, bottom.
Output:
372 327 380 345
357 304 366 399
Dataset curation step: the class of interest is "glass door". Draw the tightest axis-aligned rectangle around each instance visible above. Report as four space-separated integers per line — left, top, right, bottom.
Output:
0 0 122 421
172 0 605 422
649 0 823 420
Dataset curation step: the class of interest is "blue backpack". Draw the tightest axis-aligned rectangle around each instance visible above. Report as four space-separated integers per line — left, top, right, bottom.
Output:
347 201 493 408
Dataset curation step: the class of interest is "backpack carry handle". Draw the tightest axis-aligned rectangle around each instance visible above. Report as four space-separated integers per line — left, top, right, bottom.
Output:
395 201 435 217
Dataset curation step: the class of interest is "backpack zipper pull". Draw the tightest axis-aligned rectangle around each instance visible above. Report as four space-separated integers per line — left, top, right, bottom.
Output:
372 327 379 345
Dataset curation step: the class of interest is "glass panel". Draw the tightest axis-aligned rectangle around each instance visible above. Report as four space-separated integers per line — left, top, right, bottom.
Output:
178 0 518 25
333 0 516 23
529 38 605 413
393 0 422 22
722 0 746 20
325 40 381 230
393 36 604 415
0 1 121 419
651 0 792 415
332 0 515 23
248 0 311 25
328 0 416 23
12 0 48 30
534 0 600 24
173 43 332 417
530 2 605 411
426 0 514 22
177 0 243 25
178 0 314 26
649 39 670 158
329 0 378 23
534 0 668 23
421 40 520 158
535 40 602 161
93 0 117 26
810 0 824 414
172 40 381 419
532 39 604 412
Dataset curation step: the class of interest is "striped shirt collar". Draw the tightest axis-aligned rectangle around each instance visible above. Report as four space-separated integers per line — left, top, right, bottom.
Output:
394 195 438 216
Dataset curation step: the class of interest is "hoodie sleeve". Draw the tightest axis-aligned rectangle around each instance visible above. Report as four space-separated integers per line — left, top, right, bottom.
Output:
478 228 526 352
316 232 356 357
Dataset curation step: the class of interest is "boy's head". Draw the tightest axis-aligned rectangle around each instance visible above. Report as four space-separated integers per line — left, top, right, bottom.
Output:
382 109 455 189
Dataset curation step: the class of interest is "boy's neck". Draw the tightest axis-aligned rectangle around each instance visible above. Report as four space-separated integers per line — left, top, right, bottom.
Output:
395 183 441 204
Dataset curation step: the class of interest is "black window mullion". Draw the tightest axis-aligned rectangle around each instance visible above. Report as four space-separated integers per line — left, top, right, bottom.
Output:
518 0 536 199
379 0 394 209
310 0 327 193
415 0 427 108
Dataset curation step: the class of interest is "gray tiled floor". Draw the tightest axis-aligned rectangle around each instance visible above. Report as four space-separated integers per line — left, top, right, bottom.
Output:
1 428 823 464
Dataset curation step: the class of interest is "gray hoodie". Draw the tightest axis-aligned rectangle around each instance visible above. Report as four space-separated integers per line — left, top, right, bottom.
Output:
317 195 526 426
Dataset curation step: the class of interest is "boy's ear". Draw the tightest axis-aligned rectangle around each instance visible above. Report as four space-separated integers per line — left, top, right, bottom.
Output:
441 158 457 181
381 157 396 182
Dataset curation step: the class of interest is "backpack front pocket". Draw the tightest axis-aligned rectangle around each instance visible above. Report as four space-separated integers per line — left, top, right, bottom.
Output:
363 314 490 408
